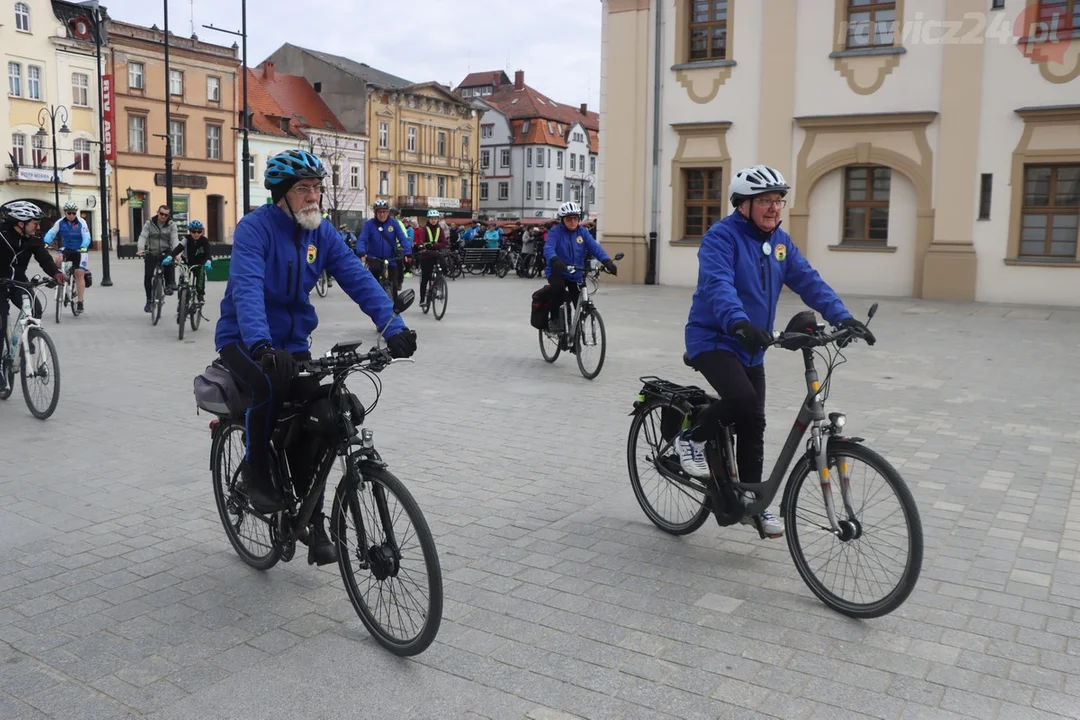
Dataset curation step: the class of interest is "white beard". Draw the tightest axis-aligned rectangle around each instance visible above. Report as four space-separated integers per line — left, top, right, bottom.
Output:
295 203 322 231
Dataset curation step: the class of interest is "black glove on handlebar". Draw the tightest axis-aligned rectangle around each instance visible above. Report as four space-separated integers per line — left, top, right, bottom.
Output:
731 320 772 353
603 260 618 276
386 329 417 359
253 345 299 384
838 317 876 346
551 258 567 274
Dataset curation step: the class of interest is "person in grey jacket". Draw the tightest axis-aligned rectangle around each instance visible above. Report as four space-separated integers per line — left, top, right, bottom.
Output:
135 204 180 311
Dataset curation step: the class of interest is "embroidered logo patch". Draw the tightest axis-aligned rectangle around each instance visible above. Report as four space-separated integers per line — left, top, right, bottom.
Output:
576 235 583 244
775 244 786 262
306 244 317 264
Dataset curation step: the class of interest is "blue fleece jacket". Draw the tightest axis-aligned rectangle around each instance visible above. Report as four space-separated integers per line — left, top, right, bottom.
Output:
543 223 610 284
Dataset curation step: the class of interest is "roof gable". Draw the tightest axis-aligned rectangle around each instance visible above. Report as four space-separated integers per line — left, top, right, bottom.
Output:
288 44 413 89
249 66 348 138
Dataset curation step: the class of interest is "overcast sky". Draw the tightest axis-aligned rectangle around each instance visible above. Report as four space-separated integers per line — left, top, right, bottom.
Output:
101 0 603 110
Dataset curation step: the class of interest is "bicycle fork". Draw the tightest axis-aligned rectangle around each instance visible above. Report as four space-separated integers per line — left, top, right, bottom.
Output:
809 426 859 537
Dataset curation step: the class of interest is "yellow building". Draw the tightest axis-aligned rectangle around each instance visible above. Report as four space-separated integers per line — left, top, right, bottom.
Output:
261 45 481 221
105 19 238 250
2 0 108 243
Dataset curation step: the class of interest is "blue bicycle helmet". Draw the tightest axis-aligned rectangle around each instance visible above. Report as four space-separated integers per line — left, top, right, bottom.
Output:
264 150 327 201
187 220 204 231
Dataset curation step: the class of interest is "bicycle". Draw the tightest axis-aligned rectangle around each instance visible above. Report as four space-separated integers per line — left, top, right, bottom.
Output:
54 258 81 323
626 305 923 619
315 269 334 298
419 251 448 321
173 260 207 340
198 290 441 656
0 277 62 420
538 252 623 380
147 256 167 326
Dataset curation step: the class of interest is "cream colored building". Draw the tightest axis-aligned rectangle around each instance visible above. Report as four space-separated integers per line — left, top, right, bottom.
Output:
2 1 107 241
599 0 1080 305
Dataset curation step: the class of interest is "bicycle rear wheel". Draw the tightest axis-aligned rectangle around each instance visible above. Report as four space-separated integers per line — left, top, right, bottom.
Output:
539 327 561 363
574 307 606 380
20 327 60 420
177 288 188 340
316 271 328 298
432 276 448 321
211 421 279 570
782 439 923 619
332 459 442 656
151 276 164 326
627 399 711 534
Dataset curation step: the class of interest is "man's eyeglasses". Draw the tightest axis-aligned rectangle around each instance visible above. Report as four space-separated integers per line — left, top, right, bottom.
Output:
753 197 787 209
65 211 77 216
159 212 171 218
290 184 325 197
190 229 203 234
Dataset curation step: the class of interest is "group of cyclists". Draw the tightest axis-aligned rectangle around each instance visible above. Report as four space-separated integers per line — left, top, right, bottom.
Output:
1 147 874 543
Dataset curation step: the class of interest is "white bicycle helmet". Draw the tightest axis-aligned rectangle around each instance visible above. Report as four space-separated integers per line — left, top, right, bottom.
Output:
729 165 790 206
63 201 79 212
426 209 441 219
2 201 44 222
557 201 582 219
373 199 390 210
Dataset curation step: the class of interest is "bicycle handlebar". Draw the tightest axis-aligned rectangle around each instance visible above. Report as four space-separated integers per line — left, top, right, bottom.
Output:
297 346 414 376
0 276 58 290
767 324 868 351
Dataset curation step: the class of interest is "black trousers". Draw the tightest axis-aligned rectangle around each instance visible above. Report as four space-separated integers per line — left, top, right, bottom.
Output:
547 272 580 321
219 342 326 511
367 257 399 299
143 254 176 300
688 350 767 486
418 255 438 302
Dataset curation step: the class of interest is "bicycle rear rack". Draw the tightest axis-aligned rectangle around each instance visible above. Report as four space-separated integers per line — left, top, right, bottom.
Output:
637 376 713 407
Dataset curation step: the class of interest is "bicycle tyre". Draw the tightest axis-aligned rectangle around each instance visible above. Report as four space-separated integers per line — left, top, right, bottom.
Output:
495 257 510 279
177 288 187 341
538 328 561 363
432 277 448 320
332 462 443 656
20 327 60 420
0 336 13 401
189 300 202 332
574 307 607 380
782 439 923 619
69 281 79 317
54 283 62 324
316 272 328 298
211 421 280 570
151 277 164 326
626 399 711 535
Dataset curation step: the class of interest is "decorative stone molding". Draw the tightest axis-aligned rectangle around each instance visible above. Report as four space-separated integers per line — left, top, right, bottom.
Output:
671 1 737 104
831 0 906 94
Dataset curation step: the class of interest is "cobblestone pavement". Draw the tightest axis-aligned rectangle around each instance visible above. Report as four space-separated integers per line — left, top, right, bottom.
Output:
2 255 1080 719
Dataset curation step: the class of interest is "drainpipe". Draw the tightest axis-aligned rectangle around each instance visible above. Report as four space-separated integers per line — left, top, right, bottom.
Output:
644 0 662 285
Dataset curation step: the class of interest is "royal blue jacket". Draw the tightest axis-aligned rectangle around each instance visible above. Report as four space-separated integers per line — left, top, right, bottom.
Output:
685 212 851 367
43 217 91 251
215 204 407 355
543 224 610 283
356 217 411 264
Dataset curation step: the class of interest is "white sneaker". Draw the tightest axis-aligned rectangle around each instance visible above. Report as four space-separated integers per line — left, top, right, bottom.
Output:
741 508 785 538
675 431 710 478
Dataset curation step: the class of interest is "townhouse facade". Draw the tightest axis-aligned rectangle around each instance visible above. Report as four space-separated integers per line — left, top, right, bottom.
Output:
261 44 480 222
3 1 108 242
106 19 238 247
600 0 1080 302
456 71 600 221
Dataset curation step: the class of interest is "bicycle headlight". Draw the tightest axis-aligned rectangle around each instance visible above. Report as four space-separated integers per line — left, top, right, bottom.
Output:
832 413 847 429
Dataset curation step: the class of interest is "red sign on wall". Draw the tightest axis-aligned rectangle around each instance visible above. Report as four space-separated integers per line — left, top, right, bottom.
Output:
102 74 115 162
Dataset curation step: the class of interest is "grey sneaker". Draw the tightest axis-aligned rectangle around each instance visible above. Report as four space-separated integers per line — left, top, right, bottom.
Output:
741 508 785 538
675 430 710 478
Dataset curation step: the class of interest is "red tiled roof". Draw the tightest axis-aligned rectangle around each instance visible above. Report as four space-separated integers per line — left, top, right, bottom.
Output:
458 70 511 89
245 64 347 139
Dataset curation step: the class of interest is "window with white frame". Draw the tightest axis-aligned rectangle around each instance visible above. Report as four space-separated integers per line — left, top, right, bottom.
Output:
27 65 41 100
481 124 493 139
557 150 564 169
169 69 183 96
379 171 389 195
579 154 585 171
498 182 509 200
547 181 551 199
129 114 146 153
570 154 576 171
169 119 185 156
461 178 470 199
72 72 89 106
128 62 144 90
480 182 489 201
350 165 359 189
206 124 221 159
526 183 532 200
535 181 543 200
248 155 256 181
31 135 45 168
500 148 510 167
589 185 595 204
73 138 91 171
436 176 446 196
437 132 447 157
407 173 417 195
407 126 416 152
8 62 21 97
590 156 596 174
379 122 388 149
207 76 220 102
556 183 563 202
15 3 30 32
536 147 544 168
11 133 26 165
527 148 532 167
481 149 490 169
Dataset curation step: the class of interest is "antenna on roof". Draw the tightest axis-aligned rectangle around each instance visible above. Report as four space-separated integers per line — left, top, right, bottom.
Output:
189 0 194 36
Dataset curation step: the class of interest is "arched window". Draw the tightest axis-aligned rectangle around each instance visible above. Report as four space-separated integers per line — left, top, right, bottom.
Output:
14 3 30 32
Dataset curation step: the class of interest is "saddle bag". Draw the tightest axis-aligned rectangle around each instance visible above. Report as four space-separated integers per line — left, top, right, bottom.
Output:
530 284 557 330
193 360 251 416
84 270 93 288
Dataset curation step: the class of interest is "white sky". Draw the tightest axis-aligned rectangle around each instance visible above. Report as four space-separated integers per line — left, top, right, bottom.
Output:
100 0 603 110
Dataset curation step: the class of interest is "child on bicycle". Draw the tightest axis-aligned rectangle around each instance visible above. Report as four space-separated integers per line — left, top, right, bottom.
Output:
161 220 213 305
416 210 448 307
542 201 616 333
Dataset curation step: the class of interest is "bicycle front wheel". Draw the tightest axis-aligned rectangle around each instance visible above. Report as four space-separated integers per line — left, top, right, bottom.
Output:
189 299 202 332
432 276 448 320
151 277 164 326
0 337 14 401
332 460 442 656
177 288 187 341
782 439 923 619
20 327 60 420
316 271 328 298
574 307 607 380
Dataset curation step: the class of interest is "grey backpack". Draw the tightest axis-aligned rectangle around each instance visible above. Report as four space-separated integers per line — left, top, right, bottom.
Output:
193 360 250 416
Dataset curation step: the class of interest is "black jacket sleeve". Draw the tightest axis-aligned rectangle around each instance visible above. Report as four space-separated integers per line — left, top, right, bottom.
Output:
30 240 61 278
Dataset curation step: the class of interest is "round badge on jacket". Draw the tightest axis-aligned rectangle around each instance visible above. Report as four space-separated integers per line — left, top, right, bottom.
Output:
775 244 786 261
761 242 772 256
306 244 317 264
576 235 583 244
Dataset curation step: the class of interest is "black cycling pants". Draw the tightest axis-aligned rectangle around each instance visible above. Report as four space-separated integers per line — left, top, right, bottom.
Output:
143 254 176 300
418 255 438 302
688 350 767 485
547 272 580 321
367 257 399 299
219 343 326 511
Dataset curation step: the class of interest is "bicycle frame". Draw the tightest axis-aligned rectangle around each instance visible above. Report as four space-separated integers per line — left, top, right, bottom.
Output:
6 295 41 372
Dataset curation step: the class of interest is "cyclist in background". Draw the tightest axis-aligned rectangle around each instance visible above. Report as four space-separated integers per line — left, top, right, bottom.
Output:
43 201 90 314
357 200 411 300
162 219 213 306
136 205 180 311
542 201 616 333
416 210 448 307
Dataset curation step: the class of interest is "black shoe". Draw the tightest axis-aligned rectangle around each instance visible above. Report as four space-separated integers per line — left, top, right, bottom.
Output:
303 515 338 566
76 301 84 314
241 464 286 513
164 286 176 296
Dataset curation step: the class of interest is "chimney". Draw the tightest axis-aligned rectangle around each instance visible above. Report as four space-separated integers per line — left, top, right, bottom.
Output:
580 103 587 115
313 81 322 93
264 62 275 81
514 70 524 90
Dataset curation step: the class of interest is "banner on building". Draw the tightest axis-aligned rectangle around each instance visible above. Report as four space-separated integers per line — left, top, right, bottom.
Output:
102 74 115 161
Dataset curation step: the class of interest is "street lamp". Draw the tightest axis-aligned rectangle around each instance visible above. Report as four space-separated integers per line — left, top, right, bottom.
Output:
203 0 250 216
36 105 71 221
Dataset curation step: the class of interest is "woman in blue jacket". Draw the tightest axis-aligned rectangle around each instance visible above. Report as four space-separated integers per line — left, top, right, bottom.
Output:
679 165 874 539
543 201 616 333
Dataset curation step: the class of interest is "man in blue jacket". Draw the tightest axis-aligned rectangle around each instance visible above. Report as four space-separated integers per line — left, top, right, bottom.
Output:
356 199 411 300
215 150 417 565
680 165 874 539
543 201 616 333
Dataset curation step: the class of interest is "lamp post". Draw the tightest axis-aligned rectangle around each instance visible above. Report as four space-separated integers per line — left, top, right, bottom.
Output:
87 1 113 285
163 0 174 210
203 0 249 215
36 105 71 221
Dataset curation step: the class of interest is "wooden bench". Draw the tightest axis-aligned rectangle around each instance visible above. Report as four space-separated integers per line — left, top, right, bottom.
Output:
460 247 503 276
